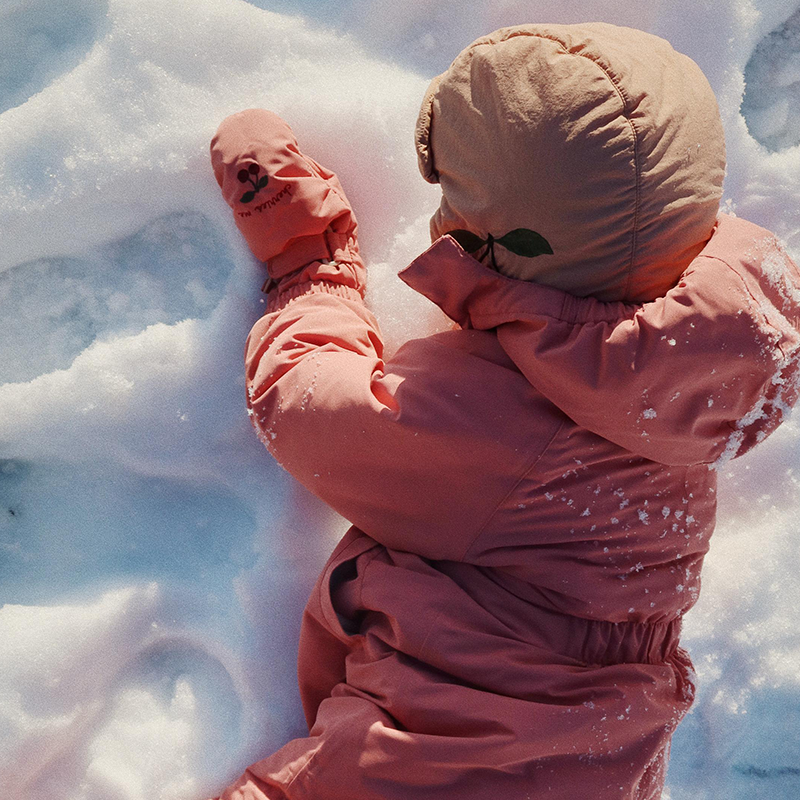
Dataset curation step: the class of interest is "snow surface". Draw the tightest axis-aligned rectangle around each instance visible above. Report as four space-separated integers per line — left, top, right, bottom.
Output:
1 0 800 797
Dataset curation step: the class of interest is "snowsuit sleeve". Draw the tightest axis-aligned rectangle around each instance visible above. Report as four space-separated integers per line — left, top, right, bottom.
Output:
244 246 567 561
210 110 558 562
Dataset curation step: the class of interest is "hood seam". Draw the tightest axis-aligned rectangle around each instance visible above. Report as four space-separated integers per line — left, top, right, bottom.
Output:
459 29 642 297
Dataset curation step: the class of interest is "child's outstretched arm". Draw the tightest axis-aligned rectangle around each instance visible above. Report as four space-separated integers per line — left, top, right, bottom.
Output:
210 110 557 562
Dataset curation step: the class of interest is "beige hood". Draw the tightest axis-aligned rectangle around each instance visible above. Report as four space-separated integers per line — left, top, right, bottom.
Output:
415 23 726 302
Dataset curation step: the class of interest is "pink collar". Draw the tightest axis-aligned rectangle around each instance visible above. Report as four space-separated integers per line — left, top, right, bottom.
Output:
398 235 633 329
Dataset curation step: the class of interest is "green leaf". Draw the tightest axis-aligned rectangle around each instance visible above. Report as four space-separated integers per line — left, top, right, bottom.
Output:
240 190 255 204
495 228 553 257
445 229 486 253
257 175 269 189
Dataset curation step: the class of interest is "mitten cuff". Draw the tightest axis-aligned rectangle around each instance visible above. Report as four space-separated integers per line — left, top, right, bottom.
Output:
268 229 360 279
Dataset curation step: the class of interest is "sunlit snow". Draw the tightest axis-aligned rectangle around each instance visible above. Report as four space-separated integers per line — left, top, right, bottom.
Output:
2 0 800 798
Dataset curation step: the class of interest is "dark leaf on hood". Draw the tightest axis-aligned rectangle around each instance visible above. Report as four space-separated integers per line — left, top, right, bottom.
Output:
497 228 554 257
445 229 486 253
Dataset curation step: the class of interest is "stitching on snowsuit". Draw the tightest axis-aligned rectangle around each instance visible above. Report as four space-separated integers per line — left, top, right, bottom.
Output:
460 418 566 562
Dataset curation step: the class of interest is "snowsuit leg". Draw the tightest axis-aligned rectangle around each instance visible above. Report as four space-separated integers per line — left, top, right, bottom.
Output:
212 532 696 800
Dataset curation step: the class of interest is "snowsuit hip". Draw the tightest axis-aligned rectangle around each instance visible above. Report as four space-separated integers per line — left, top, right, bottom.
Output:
215 528 695 800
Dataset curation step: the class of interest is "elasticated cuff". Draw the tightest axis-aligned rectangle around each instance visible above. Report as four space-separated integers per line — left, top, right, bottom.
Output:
268 230 357 279
267 279 365 314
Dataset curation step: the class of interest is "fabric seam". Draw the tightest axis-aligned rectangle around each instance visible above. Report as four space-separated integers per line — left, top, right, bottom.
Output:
268 279 363 313
459 418 566 561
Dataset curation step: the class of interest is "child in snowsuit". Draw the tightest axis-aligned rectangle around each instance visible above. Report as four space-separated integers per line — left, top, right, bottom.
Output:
208 22 800 800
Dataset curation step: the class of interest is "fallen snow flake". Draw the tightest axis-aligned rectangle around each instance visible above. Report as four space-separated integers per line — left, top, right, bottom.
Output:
667 338 677 346
581 508 591 517
670 391 681 402
686 515 695 524
544 492 554 500
661 506 670 518
611 517 619 524
638 509 650 524
713 429 745 469
674 510 684 519
619 499 630 509
707 396 714 407
642 408 657 419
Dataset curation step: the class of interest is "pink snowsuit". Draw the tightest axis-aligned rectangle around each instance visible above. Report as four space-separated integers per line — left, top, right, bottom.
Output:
208 24 800 800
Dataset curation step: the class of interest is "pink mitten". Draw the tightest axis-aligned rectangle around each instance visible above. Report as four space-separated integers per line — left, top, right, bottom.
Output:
210 109 363 282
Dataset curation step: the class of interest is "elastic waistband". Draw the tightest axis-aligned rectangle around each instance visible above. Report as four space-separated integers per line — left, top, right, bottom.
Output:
553 611 682 667
439 561 684 667
327 534 684 670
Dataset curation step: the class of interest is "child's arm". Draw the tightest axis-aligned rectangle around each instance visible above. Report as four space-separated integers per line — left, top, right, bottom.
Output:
211 110 558 561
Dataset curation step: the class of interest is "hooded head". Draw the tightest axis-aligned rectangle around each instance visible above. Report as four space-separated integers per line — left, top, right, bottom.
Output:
415 23 726 302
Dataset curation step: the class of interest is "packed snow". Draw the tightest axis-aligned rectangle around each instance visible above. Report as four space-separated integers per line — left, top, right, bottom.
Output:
1 0 800 798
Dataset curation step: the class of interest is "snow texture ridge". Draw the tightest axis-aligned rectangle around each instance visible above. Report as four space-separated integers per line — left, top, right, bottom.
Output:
742 6 800 153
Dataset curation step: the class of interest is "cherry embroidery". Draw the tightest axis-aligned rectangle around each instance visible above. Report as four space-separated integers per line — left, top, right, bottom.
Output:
238 163 269 203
